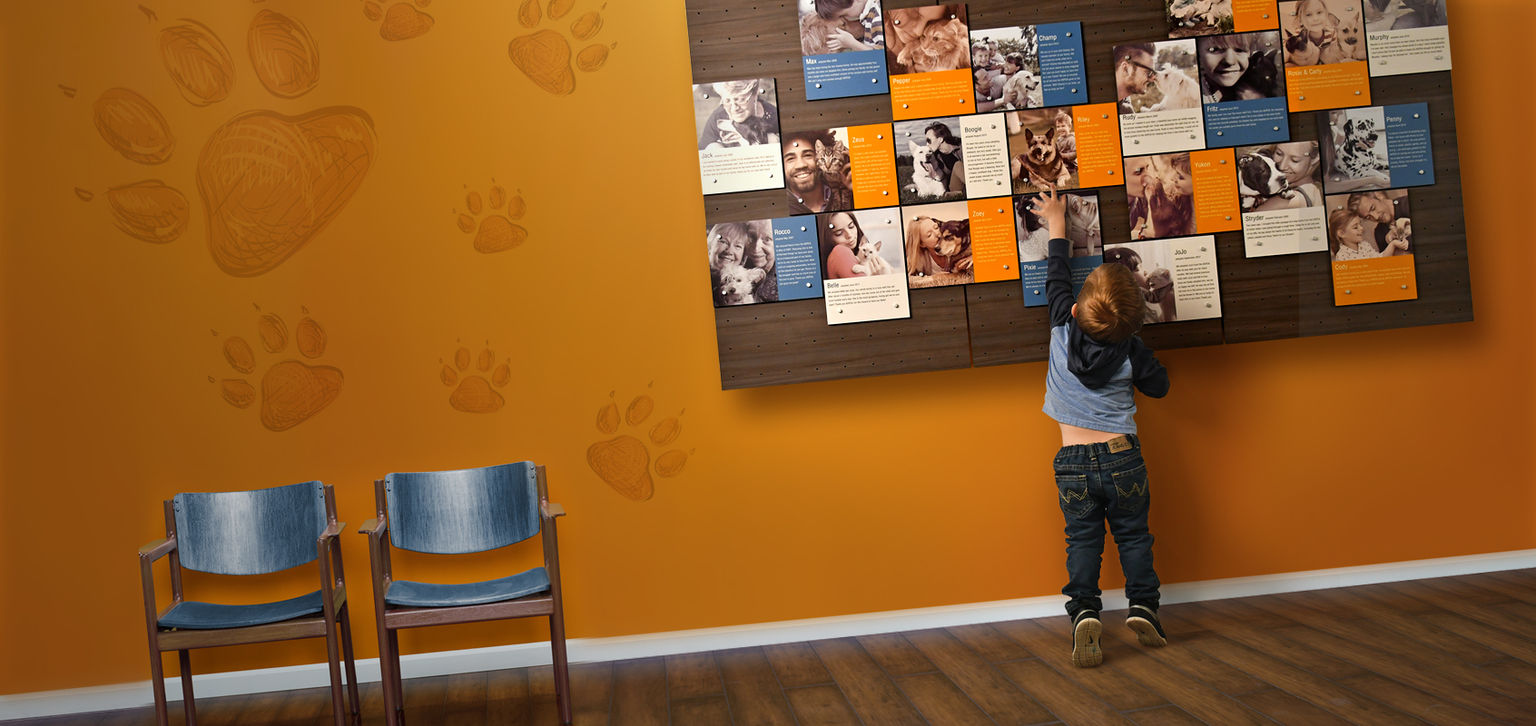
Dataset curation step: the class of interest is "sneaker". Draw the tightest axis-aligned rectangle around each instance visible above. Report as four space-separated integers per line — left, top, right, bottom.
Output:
1126 604 1167 647
1071 610 1103 668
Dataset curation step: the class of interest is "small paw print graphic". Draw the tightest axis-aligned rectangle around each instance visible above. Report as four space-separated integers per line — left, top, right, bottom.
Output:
455 182 528 253
362 0 435 41
441 344 512 413
510 0 614 96
212 305 342 432
587 389 689 502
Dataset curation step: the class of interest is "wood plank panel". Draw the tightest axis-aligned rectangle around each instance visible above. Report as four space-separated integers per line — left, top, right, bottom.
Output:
810 637 927 726
993 617 1168 711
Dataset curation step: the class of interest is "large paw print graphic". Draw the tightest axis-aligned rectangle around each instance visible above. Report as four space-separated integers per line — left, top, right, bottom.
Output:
86 10 376 276
586 389 689 502
212 305 343 432
510 0 614 96
361 0 435 41
441 344 512 413
455 183 529 253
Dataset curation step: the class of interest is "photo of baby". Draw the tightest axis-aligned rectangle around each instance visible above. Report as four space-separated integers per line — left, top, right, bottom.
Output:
1015 191 1103 263
1321 107 1391 192
1115 40 1202 115
1124 153 1195 240
706 220 778 307
894 117 966 205
1166 0 1235 38
1280 0 1370 67
798 0 885 56
1103 243 1179 324
1197 31 1285 103
1325 189 1412 261
1008 109 1079 194
970 26 1042 112
694 78 780 151
885 4 970 75
818 209 905 280
1236 141 1325 211
902 201 974 288
1363 0 1446 31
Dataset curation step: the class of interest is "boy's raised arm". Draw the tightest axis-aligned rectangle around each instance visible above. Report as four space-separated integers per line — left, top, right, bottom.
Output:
1033 188 1075 327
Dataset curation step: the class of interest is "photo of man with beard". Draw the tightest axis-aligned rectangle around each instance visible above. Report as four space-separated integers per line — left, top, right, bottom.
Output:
783 129 855 215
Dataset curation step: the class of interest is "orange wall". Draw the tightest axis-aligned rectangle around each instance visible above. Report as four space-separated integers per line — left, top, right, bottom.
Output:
2 0 1532 696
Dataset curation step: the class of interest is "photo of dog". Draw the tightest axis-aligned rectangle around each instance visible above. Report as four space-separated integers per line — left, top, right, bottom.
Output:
1237 151 1291 211
715 263 757 305
1007 109 1080 194
798 0 885 56
1119 39 1202 113
707 220 777 307
902 202 974 288
1125 153 1196 240
1167 0 1235 38
1104 244 1178 323
1015 191 1102 263
1280 0 1370 67
970 25 1043 111
886 5 970 75
894 117 966 205
1322 107 1391 192
1365 0 1447 30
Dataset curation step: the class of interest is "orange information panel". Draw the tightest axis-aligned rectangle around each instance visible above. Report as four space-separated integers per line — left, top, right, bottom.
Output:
1332 256 1417 305
1326 188 1418 305
1072 103 1123 188
1285 62 1370 113
967 199 1019 283
891 69 976 121
848 124 898 209
1233 0 1282 31
1190 149 1241 234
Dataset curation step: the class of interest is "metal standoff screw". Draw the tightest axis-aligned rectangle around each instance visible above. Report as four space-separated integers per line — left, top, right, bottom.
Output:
1201 247 1208 252
1264 13 1271 18
1072 88 1078 93
1225 215 1231 220
800 226 807 231
1218 131 1225 136
871 78 879 83
903 103 910 109
1273 126 1280 131
1221 158 1228 164
1067 31 1073 37
878 134 884 139
883 190 889 195
1004 264 1010 270
1299 95 1306 100
1414 113 1421 118
1345 290 1352 294
806 282 813 288
1355 90 1362 95
1101 113 1108 118
1401 284 1408 289
1258 241 1264 246
1419 170 1425 175
1034 289 1042 295
702 93 709 99
815 83 822 88
1206 303 1212 308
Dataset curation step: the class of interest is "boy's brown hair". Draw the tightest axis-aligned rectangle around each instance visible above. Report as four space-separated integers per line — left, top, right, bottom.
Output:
1075 264 1145 343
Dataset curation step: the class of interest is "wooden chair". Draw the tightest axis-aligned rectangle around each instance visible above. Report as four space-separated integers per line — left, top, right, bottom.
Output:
137 480 359 725
359 461 570 725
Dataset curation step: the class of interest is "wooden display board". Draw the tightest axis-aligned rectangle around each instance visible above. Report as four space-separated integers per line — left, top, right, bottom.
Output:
688 0 1471 390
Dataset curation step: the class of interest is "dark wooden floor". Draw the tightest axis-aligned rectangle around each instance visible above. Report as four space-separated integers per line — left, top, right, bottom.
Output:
14 569 1536 725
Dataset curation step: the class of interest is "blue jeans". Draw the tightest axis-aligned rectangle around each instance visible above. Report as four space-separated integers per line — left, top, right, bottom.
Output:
1054 436 1160 617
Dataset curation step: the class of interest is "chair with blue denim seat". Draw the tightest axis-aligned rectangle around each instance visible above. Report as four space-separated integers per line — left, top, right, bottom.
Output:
137 481 359 726
360 461 570 725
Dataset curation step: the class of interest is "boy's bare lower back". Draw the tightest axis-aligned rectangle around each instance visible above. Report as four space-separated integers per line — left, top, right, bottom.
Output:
1059 422 1128 446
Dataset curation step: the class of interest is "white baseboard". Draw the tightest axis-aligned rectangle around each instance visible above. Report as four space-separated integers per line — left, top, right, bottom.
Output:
4 548 1532 720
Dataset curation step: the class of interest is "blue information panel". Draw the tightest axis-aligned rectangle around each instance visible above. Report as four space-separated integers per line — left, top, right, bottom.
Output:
773 217 824 301
1204 96 1289 148
1037 22 1088 109
804 50 889 101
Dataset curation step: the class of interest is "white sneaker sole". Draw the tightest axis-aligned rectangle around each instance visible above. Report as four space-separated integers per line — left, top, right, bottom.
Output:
1072 618 1103 667
1126 616 1167 647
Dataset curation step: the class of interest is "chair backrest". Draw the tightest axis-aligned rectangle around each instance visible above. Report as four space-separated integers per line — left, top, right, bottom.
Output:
384 461 540 554
172 480 329 575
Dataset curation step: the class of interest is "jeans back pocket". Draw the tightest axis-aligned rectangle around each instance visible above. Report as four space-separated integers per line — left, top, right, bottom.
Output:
1055 473 1094 518
1110 464 1149 513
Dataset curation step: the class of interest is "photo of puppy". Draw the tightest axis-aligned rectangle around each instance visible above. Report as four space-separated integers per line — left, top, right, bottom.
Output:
888 6 971 75
1007 109 1080 194
716 263 757 305
1149 64 1202 110
1323 108 1391 192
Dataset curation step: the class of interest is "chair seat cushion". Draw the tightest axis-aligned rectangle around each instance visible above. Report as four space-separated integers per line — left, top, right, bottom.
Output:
386 566 550 608
159 590 324 630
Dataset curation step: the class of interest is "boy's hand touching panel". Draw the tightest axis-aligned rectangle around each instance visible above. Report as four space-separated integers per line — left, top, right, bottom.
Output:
1030 185 1068 241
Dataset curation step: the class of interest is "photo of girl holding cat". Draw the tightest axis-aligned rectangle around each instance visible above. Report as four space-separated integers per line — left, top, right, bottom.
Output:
818 210 905 280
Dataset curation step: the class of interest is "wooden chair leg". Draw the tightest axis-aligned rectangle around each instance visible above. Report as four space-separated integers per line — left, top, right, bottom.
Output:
324 620 346 726
147 647 169 726
178 650 197 726
339 605 361 722
378 621 399 726
388 629 405 716
549 613 571 725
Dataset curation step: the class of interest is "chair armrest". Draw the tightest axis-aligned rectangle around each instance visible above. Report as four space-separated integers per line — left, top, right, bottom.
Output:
320 521 347 540
358 517 387 536
138 535 176 562
541 502 566 519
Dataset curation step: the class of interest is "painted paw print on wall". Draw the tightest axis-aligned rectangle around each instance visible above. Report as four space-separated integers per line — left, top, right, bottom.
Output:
85 10 376 275
442 344 512 413
455 182 529 253
212 306 343 432
587 389 690 502
511 0 614 96
361 0 434 41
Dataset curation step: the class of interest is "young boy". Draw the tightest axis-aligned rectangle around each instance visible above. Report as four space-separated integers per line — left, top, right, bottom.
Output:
1031 187 1170 668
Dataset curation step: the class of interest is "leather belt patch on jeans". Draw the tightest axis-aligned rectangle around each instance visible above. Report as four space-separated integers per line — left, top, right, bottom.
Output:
1107 435 1132 453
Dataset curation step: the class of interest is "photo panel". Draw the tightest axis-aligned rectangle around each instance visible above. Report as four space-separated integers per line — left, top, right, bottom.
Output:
800 0 891 100
894 117 967 206
902 200 977 288
1006 105 1123 194
1319 102 1434 193
694 78 784 194
1364 0 1450 76
970 22 1088 112
1235 141 1329 256
817 208 913 324
1279 0 1371 112
1197 31 1290 147
705 217 824 307
887 4 976 121
1324 189 1416 304
782 125 899 214
1168 0 1285 37
1102 236 1223 323
1123 149 1241 241
1115 39 1207 155
1017 190 1105 307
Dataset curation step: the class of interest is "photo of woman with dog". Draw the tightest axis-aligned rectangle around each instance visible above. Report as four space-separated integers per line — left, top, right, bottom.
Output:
1116 40 1202 114
1326 190 1412 261
1104 244 1179 323
885 4 969 75
1008 109 1079 194
1239 141 1324 210
901 202 973 288
798 0 885 56
1280 0 1370 67
1124 153 1195 240
706 220 778 307
818 209 905 280
1197 31 1284 103
970 26 1041 112
894 118 966 205
1322 107 1392 193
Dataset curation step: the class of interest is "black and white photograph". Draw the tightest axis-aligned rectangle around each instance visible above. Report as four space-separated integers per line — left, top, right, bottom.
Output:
1325 189 1413 261
1237 141 1324 211
894 117 967 205
798 0 886 56
1280 0 1370 67
1007 109 1080 193
706 220 778 307
884 4 971 75
1167 0 1235 38
901 201 974 288
1197 31 1285 103
782 128 856 215
1364 0 1446 31
694 78 781 151
1321 107 1390 192
970 26 1042 111
1015 190 1102 263
1124 153 1195 240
